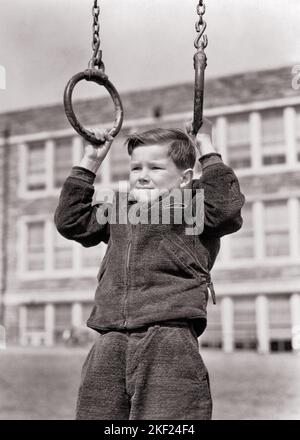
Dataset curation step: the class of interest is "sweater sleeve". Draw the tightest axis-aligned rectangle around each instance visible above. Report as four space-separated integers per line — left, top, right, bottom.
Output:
54 166 110 247
193 154 245 238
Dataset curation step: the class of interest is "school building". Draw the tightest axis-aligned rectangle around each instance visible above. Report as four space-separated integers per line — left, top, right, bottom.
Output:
1 65 300 352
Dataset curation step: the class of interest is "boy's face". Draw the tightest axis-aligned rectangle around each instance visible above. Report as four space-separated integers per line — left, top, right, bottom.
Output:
129 144 193 197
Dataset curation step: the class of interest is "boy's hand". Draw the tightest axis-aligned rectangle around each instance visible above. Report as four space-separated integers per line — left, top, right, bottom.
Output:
186 117 217 156
79 128 114 174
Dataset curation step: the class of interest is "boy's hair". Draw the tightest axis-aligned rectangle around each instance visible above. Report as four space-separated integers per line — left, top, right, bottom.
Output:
125 128 196 170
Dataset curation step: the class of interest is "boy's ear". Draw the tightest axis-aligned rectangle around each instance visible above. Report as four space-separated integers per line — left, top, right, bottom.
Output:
180 168 194 188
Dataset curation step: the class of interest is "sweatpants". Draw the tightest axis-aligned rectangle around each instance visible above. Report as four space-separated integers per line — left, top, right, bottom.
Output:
76 322 212 420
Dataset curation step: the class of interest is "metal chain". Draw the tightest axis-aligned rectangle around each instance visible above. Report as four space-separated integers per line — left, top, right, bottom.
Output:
92 0 100 53
89 0 104 70
194 0 208 50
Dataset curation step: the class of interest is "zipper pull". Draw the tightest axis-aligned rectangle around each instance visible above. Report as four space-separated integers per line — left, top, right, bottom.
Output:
207 282 216 305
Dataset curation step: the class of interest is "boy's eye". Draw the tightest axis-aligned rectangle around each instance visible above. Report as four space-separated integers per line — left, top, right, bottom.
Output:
152 166 163 170
131 167 141 171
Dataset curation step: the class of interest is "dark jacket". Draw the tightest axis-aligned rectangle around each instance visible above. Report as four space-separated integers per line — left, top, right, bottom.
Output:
54 154 245 336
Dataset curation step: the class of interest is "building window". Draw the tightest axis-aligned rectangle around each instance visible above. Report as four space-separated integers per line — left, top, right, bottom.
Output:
233 298 257 350
199 302 222 349
54 303 72 343
261 109 285 165
22 218 110 275
80 242 106 269
27 221 45 271
110 135 130 182
26 141 46 190
53 230 73 270
269 296 292 351
26 305 45 332
227 114 251 169
264 200 289 257
295 107 300 161
23 136 101 194
54 137 73 188
230 203 254 259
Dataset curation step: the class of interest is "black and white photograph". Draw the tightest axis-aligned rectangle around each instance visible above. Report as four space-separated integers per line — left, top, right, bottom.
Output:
0 0 300 424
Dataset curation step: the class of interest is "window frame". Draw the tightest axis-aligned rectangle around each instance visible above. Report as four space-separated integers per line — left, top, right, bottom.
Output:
261 108 286 166
263 199 290 258
226 113 252 170
18 216 106 279
229 203 254 260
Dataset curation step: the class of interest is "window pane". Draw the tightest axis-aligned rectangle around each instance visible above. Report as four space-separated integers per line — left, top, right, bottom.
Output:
27 141 46 190
199 302 222 348
27 222 45 270
269 296 291 339
261 109 285 165
263 155 285 165
234 298 257 349
264 201 289 256
53 230 73 269
228 114 249 142
262 109 284 140
231 233 254 258
80 242 106 268
54 303 72 343
227 114 251 169
55 304 72 330
231 204 254 258
264 201 288 231
27 305 45 331
265 231 289 256
54 138 73 188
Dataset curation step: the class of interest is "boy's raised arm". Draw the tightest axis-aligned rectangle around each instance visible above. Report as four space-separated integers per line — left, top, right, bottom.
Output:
188 118 245 237
54 129 113 247
196 154 245 237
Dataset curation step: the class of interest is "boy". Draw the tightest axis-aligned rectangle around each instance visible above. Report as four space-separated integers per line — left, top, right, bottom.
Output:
54 118 244 420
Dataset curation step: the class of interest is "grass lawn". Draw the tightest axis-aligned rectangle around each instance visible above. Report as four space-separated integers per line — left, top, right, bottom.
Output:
0 346 300 420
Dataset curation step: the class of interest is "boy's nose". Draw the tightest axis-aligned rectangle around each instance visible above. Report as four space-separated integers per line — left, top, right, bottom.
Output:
138 176 150 185
138 169 150 183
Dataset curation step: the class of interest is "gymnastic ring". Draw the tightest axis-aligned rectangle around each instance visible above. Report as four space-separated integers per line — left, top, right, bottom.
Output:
64 69 124 145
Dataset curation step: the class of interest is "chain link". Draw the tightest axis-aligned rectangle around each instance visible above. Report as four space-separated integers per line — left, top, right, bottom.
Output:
92 1 100 52
194 0 208 50
89 0 104 70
